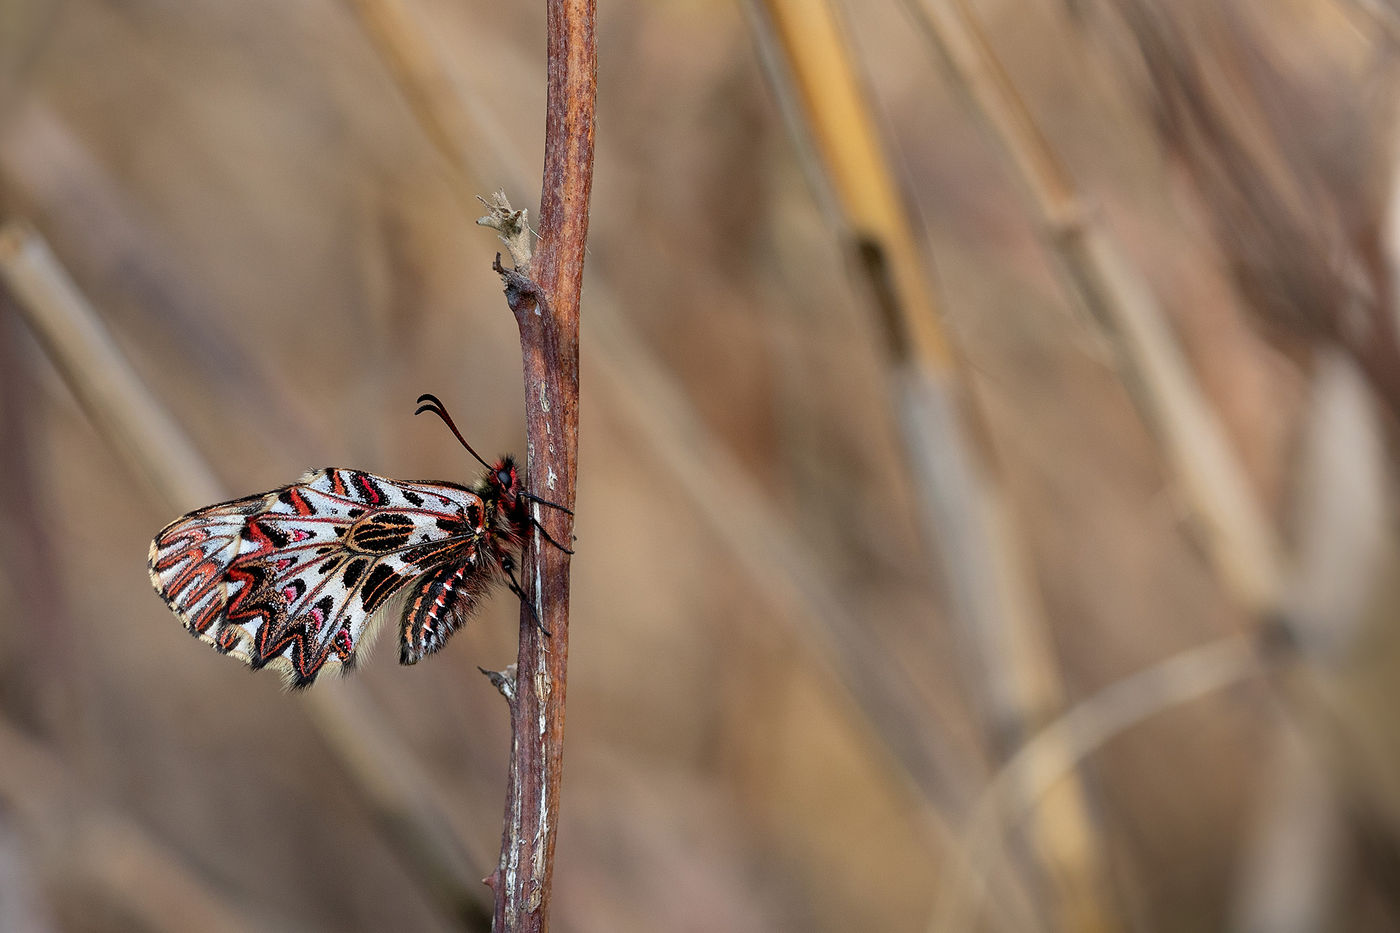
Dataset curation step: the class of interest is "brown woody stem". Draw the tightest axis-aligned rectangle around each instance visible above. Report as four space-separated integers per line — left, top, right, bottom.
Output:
489 0 594 928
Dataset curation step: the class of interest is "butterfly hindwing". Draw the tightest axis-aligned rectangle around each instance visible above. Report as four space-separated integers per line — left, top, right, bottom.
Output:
149 468 488 687
399 547 501 665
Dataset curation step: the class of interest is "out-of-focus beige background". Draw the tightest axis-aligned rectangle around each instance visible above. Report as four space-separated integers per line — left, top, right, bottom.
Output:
3 0 1400 930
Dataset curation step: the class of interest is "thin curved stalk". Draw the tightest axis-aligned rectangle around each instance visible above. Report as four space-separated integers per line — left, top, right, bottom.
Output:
485 1 594 928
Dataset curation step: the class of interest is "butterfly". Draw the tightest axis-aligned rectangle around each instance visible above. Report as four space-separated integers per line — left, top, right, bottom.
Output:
147 394 571 688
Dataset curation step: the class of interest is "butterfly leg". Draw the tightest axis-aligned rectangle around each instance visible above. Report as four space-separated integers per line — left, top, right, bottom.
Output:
529 517 574 555
520 490 573 515
501 556 552 636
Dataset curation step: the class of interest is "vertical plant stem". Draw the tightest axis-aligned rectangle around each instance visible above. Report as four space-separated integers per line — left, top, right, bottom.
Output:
490 1 594 929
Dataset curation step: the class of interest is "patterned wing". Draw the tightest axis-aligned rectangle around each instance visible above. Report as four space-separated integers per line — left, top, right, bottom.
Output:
149 468 485 687
399 555 500 665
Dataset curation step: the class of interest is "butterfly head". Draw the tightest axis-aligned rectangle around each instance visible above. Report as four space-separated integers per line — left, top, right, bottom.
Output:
481 456 527 530
484 454 517 496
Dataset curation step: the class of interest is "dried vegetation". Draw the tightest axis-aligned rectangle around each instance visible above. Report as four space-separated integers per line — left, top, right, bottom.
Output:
2 0 1399 930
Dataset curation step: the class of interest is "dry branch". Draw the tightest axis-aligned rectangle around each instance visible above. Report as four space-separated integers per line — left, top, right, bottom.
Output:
484 1 593 928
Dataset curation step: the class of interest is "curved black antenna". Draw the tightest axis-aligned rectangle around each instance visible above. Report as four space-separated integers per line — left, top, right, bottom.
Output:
414 393 492 471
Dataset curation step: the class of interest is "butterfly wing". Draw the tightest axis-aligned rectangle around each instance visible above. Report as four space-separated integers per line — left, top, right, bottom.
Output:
149 468 486 687
399 554 501 665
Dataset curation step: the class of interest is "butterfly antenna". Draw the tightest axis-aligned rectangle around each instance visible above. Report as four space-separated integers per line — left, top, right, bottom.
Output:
415 394 492 471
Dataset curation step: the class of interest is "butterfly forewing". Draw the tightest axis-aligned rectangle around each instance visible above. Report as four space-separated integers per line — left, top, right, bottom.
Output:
149 468 489 687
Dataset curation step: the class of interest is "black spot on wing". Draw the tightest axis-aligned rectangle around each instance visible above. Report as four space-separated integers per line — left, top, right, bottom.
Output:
355 473 386 505
348 513 415 553
404 491 424 507
436 516 470 536
343 558 367 588
400 539 473 567
361 564 408 614
258 519 290 549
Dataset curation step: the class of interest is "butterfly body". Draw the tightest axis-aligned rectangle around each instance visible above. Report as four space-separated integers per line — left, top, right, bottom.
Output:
149 458 528 688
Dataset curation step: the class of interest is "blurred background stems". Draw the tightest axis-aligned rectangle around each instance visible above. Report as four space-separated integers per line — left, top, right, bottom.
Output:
0 223 223 506
748 0 1119 930
4 0 1399 929
916 1 1400 930
895 0 1283 623
0 220 494 929
1099 3 1400 931
0 714 262 933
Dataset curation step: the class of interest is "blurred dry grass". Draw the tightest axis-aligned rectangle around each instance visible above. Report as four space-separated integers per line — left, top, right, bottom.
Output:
2 0 1400 930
